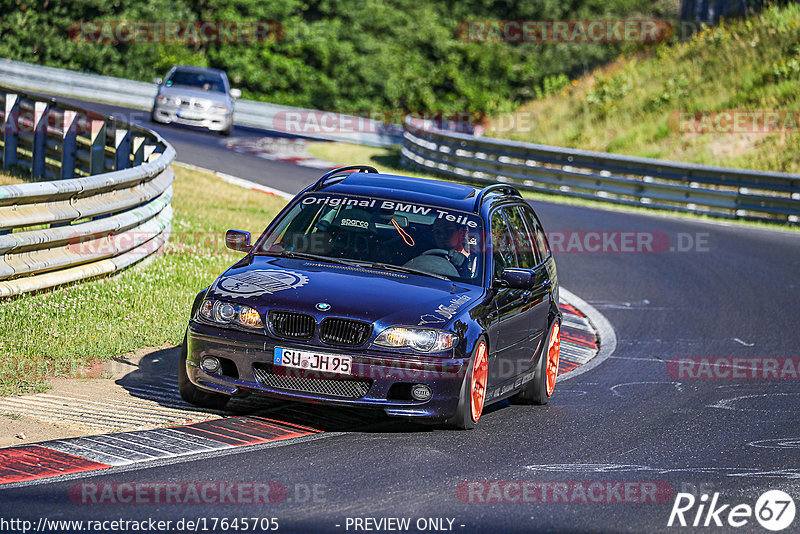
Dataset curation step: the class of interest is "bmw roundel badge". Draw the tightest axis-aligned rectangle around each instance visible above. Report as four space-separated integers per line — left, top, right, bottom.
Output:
316 302 331 311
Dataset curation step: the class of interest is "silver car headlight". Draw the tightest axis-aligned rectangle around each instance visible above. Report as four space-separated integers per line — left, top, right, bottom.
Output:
198 299 263 329
374 327 457 353
211 103 230 112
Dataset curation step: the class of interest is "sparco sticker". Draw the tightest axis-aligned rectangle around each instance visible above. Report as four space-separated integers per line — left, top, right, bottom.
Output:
216 270 308 297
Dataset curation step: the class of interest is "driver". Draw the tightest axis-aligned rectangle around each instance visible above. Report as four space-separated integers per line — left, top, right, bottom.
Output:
432 218 476 278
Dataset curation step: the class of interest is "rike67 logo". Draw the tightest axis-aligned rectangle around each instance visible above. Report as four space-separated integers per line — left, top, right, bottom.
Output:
668 490 795 531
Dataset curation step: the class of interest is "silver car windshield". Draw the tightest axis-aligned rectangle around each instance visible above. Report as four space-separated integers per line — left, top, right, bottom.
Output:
257 193 485 285
166 71 225 93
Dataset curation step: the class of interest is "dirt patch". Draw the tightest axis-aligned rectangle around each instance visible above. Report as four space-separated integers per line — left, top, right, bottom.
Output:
0 344 224 449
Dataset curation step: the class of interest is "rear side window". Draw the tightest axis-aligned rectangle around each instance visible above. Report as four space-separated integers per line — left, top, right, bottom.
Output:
520 206 550 260
490 210 518 278
503 206 538 268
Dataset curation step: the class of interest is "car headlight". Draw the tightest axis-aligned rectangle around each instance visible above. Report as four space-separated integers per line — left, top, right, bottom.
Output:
211 103 230 112
156 94 179 105
157 96 180 106
374 327 457 353
198 299 263 329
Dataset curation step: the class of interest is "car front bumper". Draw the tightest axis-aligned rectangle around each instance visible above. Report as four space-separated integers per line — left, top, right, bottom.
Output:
185 323 469 420
152 103 232 132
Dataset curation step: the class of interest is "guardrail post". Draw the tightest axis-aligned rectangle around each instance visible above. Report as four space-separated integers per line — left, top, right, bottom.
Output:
114 126 131 170
61 110 78 180
31 100 50 179
2 93 19 170
89 118 106 175
132 136 146 166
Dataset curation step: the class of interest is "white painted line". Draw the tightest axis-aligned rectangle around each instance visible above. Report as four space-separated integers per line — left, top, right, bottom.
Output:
524 463 800 479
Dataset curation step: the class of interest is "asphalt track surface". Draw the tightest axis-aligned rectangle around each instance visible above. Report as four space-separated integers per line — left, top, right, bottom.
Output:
2 98 800 533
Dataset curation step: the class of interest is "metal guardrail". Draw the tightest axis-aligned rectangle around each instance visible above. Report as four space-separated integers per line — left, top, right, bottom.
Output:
0 58 401 147
0 86 175 297
401 116 800 224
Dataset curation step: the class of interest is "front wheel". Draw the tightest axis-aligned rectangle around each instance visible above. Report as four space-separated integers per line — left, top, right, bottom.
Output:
445 339 489 430
218 121 233 137
512 320 560 405
178 331 230 410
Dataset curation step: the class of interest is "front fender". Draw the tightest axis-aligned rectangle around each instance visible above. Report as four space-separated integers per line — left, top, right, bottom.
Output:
189 287 210 323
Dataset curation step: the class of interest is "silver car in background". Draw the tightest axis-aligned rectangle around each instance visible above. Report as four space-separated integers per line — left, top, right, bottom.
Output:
151 66 241 136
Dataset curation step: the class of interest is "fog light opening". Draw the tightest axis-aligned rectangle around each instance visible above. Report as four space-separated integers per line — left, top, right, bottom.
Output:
411 384 432 401
201 356 221 374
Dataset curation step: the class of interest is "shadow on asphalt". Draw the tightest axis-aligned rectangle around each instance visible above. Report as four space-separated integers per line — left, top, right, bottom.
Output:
116 346 440 435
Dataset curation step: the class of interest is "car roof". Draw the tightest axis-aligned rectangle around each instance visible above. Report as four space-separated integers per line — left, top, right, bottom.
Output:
320 172 483 212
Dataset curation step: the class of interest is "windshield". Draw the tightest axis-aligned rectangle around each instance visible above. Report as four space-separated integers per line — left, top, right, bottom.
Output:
257 193 485 286
165 70 226 92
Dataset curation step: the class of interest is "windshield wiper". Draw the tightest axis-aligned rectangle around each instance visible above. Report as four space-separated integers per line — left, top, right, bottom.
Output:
363 262 449 281
269 250 364 268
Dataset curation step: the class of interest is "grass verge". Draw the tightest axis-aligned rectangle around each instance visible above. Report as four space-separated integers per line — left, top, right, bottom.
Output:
0 169 29 186
0 165 286 396
490 3 800 173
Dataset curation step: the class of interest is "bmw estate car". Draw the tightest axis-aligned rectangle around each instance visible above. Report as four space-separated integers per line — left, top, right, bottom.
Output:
180 166 561 428
151 65 241 136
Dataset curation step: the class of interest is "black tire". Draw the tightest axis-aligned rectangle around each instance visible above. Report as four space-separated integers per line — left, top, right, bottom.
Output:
444 338 489 430
219 123 233 137
150 110 162 124
512 320 560 405
178 331 230 410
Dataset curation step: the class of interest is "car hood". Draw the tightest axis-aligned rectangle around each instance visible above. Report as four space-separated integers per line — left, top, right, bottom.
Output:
206 256 483 328
158 85 230 104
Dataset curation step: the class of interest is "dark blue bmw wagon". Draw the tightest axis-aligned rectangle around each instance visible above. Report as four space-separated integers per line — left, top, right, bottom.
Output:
180 166 561 429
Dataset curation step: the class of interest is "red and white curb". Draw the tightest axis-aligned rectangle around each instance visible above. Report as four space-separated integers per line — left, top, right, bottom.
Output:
558 287 617 382
0 417 319 486
557 300 598 376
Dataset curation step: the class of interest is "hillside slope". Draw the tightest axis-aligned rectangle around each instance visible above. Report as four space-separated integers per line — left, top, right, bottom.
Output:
492 3 800 173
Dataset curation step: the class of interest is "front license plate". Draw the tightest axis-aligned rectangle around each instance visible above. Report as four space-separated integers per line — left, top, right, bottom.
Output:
177 109 204 120
273 347 352 375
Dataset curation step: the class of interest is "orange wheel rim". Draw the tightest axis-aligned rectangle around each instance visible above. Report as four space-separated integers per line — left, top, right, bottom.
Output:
470 342 488 422
545 322 561 397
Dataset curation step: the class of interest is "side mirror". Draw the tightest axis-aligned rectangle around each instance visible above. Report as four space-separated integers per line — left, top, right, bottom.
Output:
225 229 252 252
230 88 242 99
499 268 534 289
152 77 163 85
